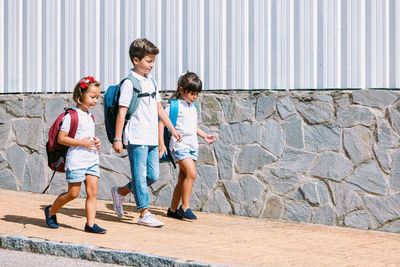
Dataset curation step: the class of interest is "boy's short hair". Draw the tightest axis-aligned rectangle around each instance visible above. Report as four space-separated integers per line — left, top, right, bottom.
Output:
129 38 159 62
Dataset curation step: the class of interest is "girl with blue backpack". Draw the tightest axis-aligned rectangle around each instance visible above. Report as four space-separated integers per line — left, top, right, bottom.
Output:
159 72 216 220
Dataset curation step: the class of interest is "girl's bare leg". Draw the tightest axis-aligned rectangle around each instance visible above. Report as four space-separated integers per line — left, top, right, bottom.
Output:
170 168 185 211
84 175 99 227
177 158 197 211
49 182 81 216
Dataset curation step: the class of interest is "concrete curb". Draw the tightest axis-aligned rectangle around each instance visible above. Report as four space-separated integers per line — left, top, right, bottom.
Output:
0 234 224 267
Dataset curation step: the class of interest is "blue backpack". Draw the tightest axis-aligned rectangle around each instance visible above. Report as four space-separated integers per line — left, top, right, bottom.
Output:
104 74 156 145
160 99 196 168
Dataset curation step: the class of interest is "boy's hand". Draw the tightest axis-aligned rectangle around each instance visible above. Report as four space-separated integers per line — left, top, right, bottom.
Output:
93 136 101 150
172 131 183 143
204 134 216 145
113 141 123 153
82 137 96 150
159 145 167 159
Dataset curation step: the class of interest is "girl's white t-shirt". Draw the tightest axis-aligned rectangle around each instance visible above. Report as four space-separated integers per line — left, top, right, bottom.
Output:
165 99 198 152
119 70 161 146
60 107 99 170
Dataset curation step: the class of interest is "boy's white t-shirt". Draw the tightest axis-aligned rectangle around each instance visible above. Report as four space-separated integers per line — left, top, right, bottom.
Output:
60 107 99 170
119 70 161 146
165 99 198 151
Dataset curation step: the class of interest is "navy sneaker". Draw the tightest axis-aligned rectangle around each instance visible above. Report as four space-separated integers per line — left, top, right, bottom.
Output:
167 208 182 220
177 206 197 220
85 223 107 234
44 205 59 229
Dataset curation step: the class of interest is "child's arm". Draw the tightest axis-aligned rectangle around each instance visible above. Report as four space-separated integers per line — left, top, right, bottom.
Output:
197 127 216 145
113 106 128 153
58 131 96 150
157 102 183 142
158 120 167 158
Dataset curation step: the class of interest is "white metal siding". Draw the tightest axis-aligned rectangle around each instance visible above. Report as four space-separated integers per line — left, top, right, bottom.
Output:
1 0 399 93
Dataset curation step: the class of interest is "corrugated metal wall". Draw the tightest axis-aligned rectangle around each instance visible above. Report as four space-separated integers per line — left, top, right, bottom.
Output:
1 0 399 93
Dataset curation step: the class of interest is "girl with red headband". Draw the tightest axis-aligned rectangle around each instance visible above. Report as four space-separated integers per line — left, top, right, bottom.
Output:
44 76 106 234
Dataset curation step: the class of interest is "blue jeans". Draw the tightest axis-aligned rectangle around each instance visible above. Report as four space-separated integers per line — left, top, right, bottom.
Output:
126 144 159 211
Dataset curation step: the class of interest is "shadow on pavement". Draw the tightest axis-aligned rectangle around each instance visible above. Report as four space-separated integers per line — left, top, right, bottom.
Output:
1 214 81 231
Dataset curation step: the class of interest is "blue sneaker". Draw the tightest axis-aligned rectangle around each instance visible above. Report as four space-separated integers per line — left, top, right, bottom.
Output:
167 208 183 220
177 206 197 220
85 223 107 234
44 205 59 229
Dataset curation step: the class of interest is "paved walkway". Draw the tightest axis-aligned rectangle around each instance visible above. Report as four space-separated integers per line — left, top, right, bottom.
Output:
1 189 400 266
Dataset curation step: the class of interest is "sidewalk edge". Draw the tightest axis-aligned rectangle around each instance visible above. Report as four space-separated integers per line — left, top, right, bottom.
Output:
0 234 225 267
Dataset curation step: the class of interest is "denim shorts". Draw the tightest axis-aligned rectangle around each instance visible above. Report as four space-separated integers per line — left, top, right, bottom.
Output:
171 148 198 163
66 164 100 183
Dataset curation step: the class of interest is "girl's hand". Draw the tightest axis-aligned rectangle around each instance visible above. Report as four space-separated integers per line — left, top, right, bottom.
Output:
172 130 183 143
159 145 167 159
204 134 216 145
113 141 123 153
93 136 101 150
81 137 96 150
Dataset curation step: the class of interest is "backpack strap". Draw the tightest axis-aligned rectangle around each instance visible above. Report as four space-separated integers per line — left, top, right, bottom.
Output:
64 108 79 139
169 99 179 127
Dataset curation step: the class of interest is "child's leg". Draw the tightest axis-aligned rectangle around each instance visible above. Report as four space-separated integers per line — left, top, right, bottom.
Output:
170 170 185 211
49 182 81 216
177 158 197 211
84 174 98 227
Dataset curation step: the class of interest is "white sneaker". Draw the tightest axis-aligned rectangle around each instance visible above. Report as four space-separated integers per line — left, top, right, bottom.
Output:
138 212 164 227
111 186 124 217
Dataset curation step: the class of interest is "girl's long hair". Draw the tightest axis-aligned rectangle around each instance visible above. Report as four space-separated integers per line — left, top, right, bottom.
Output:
170 72 202 100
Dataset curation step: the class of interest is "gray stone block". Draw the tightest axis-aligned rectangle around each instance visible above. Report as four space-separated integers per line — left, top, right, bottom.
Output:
379 220 400 233
337 106 374 128
283 116 304 149
99 154 131 177
343 126 373 164
0 105 14 123
214 139 235 180
309 152 353 182
0 169 17 190
204 188 232 214
277 96 295 119
91 97 104 126
376 119 396 148
22 153 46 193
236 145 275 173
97 169 130 200
197 145 215 166
344 210 371 230
224 175 265 203
374 145 391 174
0 152 7 169
5 97 25 117
284 202 312 222
333 93 351 108
365 194 400 225
15 119 43 150
294 99 334 124
220 124 261 145
262 119 285 157
256 94 275 121
222 97 254 123
353 91 398 108
390 150 400 192
299 181 330 206
330 182 364 217
348 161 387 195
388 107 400 136
24 96 43 117
278 148 316 173
201 96 224 125
0 123 12 149
44 97 67 124
312 204 335 226
304 123 341 152
262 168 299 195
261 195 284 219
153 185 173 207
192 165 218 207
6 144 27 182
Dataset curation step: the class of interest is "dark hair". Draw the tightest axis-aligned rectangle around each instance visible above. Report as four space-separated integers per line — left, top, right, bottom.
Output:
129 38 159 63
72 77 101 104
171 72 202 100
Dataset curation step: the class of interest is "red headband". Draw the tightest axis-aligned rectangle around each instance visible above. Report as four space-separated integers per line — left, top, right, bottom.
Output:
80 76 96 89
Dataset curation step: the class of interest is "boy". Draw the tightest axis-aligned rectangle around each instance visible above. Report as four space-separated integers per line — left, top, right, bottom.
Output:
111 38 182 227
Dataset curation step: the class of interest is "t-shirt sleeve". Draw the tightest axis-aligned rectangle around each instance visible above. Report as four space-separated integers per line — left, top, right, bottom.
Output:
119 80 133 107
60 113 71 133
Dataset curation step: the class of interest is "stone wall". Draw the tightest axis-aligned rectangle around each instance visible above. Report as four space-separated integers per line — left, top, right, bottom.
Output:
1 90 400 233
